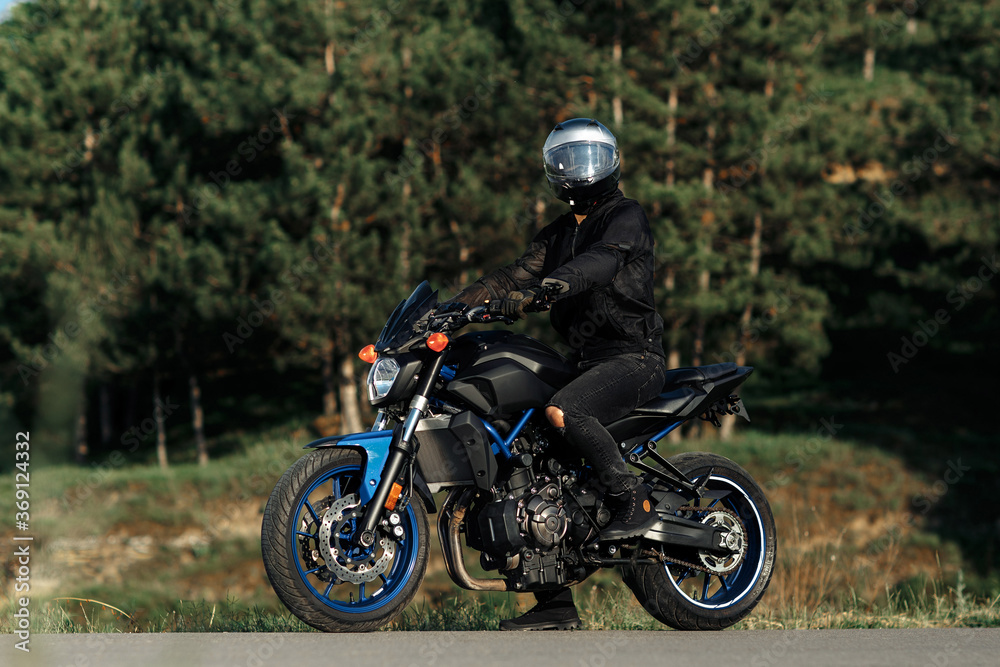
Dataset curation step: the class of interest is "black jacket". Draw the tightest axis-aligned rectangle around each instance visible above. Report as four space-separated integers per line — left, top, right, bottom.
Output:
451 189 664 360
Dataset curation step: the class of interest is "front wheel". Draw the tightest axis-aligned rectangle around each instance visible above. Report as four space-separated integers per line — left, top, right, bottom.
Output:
623 452 777 630
261 448 429 632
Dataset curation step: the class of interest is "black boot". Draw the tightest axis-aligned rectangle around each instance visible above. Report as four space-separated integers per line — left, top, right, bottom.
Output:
498 588 581 631
599 483 659 541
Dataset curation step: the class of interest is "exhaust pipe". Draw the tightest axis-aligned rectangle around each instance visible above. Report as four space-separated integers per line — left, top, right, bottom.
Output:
437 488 508 592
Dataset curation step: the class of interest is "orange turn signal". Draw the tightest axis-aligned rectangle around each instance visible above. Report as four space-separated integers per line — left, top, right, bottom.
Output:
358 344 377 363
385 482 403 510
426 333 449 352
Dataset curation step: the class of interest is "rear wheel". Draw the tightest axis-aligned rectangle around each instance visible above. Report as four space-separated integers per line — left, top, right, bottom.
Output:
261 448 429 632
623 452 776 630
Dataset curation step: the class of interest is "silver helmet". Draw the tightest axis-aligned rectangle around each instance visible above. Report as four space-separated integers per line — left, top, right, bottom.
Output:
542 118 621 206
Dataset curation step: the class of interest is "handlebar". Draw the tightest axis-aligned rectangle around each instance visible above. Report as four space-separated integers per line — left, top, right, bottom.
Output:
429 282 565 332
425 303 515 334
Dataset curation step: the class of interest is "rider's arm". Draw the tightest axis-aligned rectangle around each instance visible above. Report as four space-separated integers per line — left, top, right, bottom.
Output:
542 203 649 297
443 231 549 307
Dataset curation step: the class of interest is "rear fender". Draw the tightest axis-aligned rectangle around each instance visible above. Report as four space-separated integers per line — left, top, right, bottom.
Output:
304 429 436 514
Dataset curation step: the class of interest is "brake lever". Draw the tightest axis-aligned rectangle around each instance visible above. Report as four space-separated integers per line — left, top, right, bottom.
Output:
524 298 552 313
468 304 514 325
525 284 560 313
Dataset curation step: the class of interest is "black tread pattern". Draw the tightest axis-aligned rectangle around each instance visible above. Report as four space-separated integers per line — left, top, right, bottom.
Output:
622 452 776 631
261 448 429 632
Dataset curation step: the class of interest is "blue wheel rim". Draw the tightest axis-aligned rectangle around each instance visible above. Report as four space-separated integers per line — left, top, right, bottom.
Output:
664 474 767 610
291 464 420 613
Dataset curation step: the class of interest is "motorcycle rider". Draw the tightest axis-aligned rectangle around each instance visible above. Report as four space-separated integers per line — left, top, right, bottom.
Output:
442 118 667 630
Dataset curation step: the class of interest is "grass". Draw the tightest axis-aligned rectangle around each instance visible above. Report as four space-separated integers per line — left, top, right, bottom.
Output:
740 581 1000 630
2 419 997 633
9 585 997 634
11 597 314 633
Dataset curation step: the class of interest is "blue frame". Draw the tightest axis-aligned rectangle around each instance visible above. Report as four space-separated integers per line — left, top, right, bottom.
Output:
651 421 684 442
478 419 511 458
629 421 685 456
506 409 535 448
475 408 534 460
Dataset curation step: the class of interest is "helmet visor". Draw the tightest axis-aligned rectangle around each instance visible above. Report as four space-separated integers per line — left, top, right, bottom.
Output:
543 141 618 184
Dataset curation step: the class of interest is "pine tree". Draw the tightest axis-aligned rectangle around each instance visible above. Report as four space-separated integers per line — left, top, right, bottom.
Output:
0 0 147 458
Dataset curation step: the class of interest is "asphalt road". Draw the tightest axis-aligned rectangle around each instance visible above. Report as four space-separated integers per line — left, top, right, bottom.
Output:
3 628 996 667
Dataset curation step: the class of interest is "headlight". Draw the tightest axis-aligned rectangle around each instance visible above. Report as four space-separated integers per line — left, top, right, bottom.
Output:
368 357 400 401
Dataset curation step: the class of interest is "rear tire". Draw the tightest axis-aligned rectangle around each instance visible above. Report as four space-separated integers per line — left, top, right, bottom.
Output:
261 448 429 632
623 452 776 630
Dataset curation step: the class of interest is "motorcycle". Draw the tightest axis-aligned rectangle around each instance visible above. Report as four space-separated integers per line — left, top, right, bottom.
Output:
261 282 776 632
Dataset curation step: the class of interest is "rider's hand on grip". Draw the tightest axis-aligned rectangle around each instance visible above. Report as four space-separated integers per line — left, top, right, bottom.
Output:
483 299 504 316
477 302 515 325
498 288 541 320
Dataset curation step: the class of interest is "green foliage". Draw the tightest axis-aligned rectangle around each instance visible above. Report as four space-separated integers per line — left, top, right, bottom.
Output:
0 1 996 462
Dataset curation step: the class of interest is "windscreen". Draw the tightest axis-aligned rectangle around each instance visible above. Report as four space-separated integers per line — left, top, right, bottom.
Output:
374 281 438 352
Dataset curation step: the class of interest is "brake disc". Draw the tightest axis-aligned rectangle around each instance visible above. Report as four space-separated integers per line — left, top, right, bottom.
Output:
299 498 334 580
316 494 395 584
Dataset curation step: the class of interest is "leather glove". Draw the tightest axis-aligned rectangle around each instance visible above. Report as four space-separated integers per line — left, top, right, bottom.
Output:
443 282 490 309
498 288 540 320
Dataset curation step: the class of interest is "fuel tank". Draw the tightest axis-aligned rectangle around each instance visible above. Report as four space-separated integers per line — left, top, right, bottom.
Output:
443 331 577 417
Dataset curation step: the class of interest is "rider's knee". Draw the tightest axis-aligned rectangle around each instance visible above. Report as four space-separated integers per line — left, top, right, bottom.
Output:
545 405 565 429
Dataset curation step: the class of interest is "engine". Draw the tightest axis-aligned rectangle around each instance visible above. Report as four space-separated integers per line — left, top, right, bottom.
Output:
522 484 569 548
468 458 605 591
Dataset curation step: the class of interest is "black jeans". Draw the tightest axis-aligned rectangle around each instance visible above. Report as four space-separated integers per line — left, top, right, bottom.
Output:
547 351 666 495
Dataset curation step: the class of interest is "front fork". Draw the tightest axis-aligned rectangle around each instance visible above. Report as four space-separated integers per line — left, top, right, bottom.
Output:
355 351 447 547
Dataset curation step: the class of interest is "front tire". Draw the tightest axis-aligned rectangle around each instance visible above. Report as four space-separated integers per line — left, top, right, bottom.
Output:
623 452 777 630
261 448 429 632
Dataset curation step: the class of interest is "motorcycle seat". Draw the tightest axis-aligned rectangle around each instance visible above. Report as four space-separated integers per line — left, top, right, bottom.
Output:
610 363 753 445
637 386 701 416
635 363 744 417
661 362 740 390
